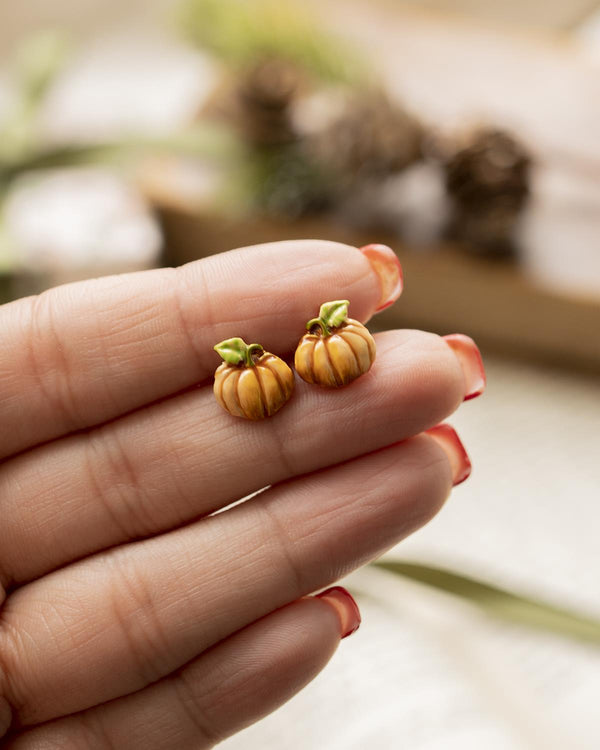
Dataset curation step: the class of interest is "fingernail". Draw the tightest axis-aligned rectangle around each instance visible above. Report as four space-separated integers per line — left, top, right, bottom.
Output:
426 423 472 486
443 334 486 401
316 586 361 639
359 244 403 312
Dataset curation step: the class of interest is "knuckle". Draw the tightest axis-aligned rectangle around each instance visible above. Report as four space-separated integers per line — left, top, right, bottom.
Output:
173 265 211 361
266 420 298 479
106 555 174 687
171 668 222 748
86 422 199 541
257 502 305 598
78 711 119 750
25 290 81 430
85 430 150 539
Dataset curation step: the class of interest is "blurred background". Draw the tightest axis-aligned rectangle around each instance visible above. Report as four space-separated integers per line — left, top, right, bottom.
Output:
1 1 599 748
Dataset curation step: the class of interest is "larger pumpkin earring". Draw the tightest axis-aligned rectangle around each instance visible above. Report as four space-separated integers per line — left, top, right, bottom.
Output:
294 300 376 387
213 338 294 420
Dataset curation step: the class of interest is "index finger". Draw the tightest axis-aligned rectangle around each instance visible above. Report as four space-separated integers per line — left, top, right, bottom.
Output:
0 241 400 459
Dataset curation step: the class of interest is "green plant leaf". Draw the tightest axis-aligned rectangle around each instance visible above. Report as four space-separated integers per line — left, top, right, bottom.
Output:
319 300 349 330
373 560 600 645
214 337 248 365
0 192 15 277
0 30 71 163
0 124 241 193
16 29 71 104
179 0 369 85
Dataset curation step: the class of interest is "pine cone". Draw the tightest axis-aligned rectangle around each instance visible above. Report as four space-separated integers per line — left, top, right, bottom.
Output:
235 58 304 146
444 128 531 257
445 128 530 208
201 57 303 147
309 90 423 186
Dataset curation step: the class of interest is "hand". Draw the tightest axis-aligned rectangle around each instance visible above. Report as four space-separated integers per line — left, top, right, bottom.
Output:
0 240 483 748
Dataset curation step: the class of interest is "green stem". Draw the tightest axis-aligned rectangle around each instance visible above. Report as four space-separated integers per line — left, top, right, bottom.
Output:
245 343 264 367
307 317 329 336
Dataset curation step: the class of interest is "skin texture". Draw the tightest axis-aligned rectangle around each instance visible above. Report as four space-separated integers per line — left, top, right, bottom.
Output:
0 240 472 748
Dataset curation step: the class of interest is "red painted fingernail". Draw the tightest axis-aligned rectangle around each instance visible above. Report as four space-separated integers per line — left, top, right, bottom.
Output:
426 423 472 486
316 586 361 639
359 244 403 312
443 334 486 401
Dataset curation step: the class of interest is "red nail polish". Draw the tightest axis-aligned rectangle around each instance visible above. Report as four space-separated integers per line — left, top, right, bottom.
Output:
426 423 472 486
359 244 403 312
443 334 486 401
316 586 361 638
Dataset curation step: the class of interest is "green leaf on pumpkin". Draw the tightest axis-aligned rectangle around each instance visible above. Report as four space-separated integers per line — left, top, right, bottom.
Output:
214 337 248 365
319 300 349 330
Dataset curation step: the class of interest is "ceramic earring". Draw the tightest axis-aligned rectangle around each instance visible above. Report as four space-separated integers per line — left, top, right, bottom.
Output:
213 338 294 420
294 300 376 387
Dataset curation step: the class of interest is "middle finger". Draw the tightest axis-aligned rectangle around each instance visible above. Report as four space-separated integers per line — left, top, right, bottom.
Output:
0 330 465 588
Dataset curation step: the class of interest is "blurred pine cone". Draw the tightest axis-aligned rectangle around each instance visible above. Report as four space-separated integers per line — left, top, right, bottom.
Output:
201 57 303 147
235 58 303 146
444 128 531 257
309 90 423 186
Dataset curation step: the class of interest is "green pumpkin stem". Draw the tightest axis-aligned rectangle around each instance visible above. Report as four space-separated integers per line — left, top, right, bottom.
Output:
214 337 264 367
245 343 264 367
306 317 329 336
306 300 350 337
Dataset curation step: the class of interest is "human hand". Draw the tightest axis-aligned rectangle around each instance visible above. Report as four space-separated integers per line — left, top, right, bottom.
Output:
0 240 484 748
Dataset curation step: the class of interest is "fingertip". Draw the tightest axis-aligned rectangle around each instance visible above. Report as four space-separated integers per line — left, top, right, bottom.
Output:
315 586 361 639
442 334 486 401
425 424 472 486
359 244 403 312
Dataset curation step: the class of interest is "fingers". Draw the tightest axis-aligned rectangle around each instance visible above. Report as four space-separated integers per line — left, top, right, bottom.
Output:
0 240 388 460
4 593 357 749
0 432 455 726
0 330 466 587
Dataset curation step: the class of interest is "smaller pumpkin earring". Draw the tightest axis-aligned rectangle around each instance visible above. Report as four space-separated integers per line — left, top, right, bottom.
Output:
294 300 376 387
213 338 294 420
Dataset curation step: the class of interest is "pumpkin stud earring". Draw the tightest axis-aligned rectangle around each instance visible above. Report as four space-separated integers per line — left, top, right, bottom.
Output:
213 338 294 420
294 300 376 387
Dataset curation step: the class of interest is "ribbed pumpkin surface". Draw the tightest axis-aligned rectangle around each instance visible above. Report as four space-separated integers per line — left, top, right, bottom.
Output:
295 319 376 387
214 353 294 419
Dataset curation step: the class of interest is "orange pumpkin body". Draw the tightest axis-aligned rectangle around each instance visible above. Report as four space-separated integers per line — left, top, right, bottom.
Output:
295 318 376 387
214 352 294 420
